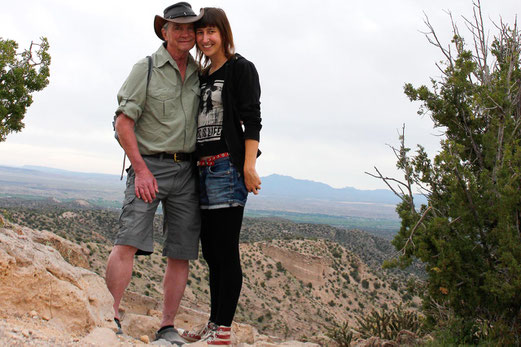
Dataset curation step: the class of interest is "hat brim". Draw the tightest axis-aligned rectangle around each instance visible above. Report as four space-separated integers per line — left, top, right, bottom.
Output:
153 9 204 40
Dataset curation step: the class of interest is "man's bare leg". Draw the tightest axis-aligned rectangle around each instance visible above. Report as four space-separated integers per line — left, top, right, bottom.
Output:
105 245 138 319
160 258 189 327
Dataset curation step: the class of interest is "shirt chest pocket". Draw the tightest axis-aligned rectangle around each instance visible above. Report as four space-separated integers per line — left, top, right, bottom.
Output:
147 88 177 119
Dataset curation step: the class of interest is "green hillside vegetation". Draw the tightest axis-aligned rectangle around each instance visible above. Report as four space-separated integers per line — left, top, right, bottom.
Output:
1 193 400 237
0 197 420 276
245 210 400 239
0 199 421 341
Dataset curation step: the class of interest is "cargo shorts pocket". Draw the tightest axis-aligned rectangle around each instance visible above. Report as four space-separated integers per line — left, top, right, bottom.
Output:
119 194 136 230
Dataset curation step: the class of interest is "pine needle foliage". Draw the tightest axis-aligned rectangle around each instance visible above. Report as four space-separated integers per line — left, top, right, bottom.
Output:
0 37 51 141
369 1 521 344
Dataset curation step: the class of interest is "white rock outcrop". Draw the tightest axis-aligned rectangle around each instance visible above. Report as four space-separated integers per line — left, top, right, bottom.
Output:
0 222 113 334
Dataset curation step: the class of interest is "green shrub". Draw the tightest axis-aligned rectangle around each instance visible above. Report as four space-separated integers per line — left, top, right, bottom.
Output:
355 304 424 340
331 249 342 258
350 270 360 283
276 261 285 273
326 321 353 347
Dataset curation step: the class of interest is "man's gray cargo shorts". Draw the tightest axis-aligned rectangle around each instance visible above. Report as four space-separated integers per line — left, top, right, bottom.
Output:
115 156 201 260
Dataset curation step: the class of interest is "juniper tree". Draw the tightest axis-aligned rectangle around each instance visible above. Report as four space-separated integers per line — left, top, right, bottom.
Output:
0 37 50 141
368 1 521 344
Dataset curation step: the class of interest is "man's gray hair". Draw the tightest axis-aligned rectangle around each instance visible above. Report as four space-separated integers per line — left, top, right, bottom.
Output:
162 22 170 31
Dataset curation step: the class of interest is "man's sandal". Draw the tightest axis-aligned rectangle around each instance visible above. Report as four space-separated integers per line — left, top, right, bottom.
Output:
114 317 123 335
155 326 185 346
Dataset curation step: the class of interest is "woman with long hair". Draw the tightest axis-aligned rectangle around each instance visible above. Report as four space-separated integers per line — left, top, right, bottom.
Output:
181 7 262 346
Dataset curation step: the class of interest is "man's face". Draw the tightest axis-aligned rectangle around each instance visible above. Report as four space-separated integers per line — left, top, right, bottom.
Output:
162 22 196 55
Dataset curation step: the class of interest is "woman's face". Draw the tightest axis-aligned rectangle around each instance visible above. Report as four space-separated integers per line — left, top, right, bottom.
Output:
196 26 225 61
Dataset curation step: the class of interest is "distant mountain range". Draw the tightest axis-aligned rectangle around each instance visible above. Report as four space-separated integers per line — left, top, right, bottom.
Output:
0 165 124 203
21 165 123 180
0 165 428 233
0 166 423 203
260 174 405 204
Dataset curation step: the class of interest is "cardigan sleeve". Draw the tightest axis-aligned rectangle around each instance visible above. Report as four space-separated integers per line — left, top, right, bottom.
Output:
233 58 262 141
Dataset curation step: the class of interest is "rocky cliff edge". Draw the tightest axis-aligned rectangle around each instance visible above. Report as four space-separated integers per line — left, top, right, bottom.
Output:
0 214 320 346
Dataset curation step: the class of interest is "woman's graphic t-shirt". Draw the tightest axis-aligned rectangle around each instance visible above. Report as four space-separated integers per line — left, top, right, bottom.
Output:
196 64 229 157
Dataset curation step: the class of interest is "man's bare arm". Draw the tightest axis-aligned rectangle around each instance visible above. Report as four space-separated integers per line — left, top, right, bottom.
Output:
115 114 158 203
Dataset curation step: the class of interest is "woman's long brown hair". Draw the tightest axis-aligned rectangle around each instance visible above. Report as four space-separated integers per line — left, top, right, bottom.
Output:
194 7 235 69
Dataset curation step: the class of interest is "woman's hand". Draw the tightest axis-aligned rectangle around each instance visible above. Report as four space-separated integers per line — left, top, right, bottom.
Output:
244 165 261 195
244 139 261 194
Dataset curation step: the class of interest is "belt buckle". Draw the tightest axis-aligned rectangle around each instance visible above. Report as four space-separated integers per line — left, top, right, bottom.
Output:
173 153 180 162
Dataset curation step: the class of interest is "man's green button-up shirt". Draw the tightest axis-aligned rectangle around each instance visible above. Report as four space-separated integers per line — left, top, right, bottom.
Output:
116 44 200 155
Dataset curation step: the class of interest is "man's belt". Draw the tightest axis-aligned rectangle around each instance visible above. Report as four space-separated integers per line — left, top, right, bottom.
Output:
143 152 192 162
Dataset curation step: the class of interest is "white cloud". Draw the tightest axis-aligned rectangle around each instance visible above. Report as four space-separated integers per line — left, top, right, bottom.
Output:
0 0 518 189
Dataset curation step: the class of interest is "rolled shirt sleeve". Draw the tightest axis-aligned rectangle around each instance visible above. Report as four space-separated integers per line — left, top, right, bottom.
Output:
115 59 148 121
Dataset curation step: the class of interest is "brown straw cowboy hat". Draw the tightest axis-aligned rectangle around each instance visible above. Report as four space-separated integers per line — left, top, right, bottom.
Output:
154 2 204 40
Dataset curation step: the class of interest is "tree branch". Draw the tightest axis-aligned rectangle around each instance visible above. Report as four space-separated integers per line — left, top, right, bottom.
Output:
399 206 432 256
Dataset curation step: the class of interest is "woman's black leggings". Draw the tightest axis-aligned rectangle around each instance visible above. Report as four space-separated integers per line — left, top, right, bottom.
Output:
200 206 244 326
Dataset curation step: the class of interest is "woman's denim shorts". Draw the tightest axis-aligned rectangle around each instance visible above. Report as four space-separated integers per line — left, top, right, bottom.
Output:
198 156 248 209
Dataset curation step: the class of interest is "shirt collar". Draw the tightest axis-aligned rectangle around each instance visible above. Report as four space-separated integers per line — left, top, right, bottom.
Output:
155 44 197 77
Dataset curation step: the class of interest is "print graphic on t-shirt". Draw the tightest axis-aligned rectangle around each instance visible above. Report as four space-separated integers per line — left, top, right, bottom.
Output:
198 79 224 143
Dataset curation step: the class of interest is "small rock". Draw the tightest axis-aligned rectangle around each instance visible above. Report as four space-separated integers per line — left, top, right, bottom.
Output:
280 342 320 346
233 322 257 344
42 313 51 321
29 310 38 317
121 313 160 339
81 327 119 346
22 329 31 338
9 334 21 341
189 342 211 347
141 335 150 343
5 331 17 339
147 309 162 318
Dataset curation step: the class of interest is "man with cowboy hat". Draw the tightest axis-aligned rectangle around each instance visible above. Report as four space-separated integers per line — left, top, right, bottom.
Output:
105 2 203 344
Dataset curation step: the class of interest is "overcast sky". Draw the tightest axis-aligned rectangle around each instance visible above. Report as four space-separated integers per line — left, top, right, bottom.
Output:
0 0 518 189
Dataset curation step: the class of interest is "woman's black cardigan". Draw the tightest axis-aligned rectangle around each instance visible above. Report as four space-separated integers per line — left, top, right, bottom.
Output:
220 53 262 173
